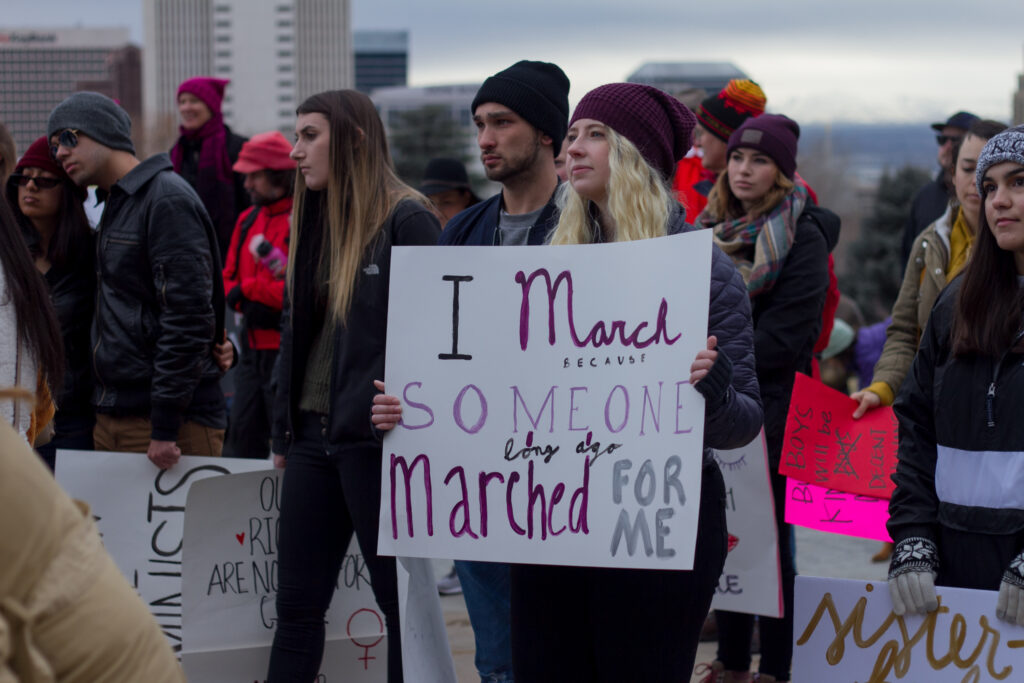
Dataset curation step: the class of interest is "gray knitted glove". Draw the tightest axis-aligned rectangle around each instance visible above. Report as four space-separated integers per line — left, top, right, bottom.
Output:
997 551 1024 625
888 536 939 615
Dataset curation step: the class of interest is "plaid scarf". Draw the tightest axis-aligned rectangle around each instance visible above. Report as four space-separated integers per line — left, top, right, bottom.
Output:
700 184 808 297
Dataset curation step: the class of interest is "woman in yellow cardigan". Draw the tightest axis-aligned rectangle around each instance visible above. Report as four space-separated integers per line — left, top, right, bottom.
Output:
852 118 1008 414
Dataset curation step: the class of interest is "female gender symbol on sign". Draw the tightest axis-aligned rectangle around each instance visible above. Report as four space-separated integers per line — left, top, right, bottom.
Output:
346 608 385 669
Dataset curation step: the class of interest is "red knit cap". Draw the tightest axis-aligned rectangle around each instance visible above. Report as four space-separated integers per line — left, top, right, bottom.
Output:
16 136 67 178
177 77 230 116
233 131 297 173
571 83 696 180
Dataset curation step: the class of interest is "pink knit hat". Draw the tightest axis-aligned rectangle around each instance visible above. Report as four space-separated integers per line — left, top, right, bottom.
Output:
177 77 230 116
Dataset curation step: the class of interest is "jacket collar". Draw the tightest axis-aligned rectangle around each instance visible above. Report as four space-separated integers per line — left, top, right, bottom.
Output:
111 153 174 197
264 195 294 217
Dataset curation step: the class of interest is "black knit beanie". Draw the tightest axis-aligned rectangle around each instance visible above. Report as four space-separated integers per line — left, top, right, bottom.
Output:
47 91 135 155
472 61 570 154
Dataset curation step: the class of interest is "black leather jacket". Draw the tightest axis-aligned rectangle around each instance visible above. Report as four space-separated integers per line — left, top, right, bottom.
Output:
92 154 225 440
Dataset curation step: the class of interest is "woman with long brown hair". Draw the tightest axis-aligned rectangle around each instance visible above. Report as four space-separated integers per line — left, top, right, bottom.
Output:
0 186 63 445
6 136 94 466
267 89 441 682
887 124 1024 626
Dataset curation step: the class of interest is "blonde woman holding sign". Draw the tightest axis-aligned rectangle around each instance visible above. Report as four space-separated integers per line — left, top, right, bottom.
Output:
517 83 762 682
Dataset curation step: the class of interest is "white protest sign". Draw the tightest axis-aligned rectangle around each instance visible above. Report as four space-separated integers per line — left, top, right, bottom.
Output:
55 450 273 653
794 575 1024 682
380 232 711 570
711 432 782 618
180 470 387 682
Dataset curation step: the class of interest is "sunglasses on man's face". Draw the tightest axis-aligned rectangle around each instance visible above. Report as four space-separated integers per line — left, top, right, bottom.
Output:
49 129 80 160
7 173 61 190
936 134 962 146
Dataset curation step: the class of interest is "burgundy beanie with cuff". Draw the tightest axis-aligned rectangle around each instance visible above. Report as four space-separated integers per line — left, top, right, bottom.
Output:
727 114 800 179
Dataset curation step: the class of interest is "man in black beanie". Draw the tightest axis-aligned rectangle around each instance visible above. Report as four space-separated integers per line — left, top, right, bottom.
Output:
440 60 569 247
436 60 570 683
47 91 226 467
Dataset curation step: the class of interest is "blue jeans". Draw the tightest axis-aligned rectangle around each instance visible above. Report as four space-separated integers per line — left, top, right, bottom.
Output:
455 560 513 682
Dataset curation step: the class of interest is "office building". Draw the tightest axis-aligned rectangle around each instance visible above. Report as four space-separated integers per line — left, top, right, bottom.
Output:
143 0 352 147
0 28 140 153
354 30 408 94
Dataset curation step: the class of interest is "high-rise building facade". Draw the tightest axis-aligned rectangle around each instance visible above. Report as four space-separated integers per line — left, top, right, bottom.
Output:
0 28 140 153
354 30 408 94
143 0 352 149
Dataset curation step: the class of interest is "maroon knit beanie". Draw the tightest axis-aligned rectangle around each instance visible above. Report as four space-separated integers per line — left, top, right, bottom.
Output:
14 136 85 200
16 136 67 178
177 77 230 116
727 114 800 179
570 83 696 180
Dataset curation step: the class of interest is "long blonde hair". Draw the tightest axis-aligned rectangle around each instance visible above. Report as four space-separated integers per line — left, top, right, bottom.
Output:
704 162 795 222
548 126 675 245
287 90 428 325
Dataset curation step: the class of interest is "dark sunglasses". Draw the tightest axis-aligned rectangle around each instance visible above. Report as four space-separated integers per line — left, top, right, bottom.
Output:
7 173 61 190
936 134 962 146
49 129 80 160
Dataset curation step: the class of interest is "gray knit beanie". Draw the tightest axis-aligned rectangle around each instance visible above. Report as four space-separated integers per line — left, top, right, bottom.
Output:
47 91 135 155
976 124 1024 194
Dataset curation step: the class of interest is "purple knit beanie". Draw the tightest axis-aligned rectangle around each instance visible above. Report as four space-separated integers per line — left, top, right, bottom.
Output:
727 114 800 179
177 77 230 116
570 83 696 180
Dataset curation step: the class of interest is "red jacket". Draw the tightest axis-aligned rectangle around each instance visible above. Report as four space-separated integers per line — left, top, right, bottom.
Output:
223 196 292 350
672 155 715 219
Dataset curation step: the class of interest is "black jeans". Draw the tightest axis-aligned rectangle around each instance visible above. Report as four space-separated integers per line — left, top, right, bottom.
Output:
509 462 728 682
267 412 402 682
715 463 796 681
223 337 277 459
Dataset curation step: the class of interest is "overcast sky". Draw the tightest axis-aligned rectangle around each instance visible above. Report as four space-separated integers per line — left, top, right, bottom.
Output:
6 0 1024 124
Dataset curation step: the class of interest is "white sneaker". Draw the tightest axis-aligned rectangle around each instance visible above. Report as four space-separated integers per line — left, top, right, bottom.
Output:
437 567 462 595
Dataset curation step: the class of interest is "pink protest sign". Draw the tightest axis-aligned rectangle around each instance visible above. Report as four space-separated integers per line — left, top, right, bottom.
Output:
778 373 898 499
785 477 892 542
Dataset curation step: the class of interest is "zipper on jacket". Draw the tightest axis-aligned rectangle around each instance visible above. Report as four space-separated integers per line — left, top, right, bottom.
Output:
987 327 1024 428
986 382 996 428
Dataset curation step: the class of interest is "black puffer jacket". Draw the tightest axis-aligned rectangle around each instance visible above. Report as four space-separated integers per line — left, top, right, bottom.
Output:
92 154 225 440
271 198 442 455
670 207 763 462
889 278 1024 544
750 205 840 467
